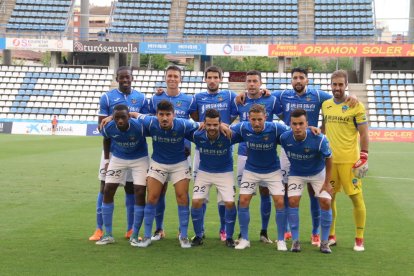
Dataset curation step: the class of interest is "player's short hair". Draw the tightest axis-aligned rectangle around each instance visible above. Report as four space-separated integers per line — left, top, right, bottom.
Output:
117 66 132 76
165 65 182 76
290 108 308 120
331 69 348 84
204 66 223 79
156 100 174 113
246 70 262 80
249 104 266 115
113 104 129 114
291 67 308 77
205 108 221 122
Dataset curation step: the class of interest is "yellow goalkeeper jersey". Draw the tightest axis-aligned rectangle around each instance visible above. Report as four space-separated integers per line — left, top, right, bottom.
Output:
322 98 368 164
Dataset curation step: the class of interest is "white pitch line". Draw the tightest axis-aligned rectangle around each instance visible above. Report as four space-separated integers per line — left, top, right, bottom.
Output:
366 176 414 181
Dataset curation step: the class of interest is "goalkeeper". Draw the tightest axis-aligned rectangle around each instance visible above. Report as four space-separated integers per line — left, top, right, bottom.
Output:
321 70 369 252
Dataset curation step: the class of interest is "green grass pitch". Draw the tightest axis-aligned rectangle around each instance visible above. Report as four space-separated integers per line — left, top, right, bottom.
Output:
0 134 413 275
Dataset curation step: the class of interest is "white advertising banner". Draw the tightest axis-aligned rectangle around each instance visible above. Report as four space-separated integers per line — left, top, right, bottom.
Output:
6 38 73 52
206 43 268 56
12 122 86 136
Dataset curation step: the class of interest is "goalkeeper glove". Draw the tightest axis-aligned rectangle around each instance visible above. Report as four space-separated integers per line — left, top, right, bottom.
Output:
352 150 368 179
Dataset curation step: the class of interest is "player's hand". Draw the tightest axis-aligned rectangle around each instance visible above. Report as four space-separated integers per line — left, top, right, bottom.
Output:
235 92 247 105
129 112 140 119
184 146 191 157
99 116 113 130
345 95 359 108
104 162 109 173
155 87 165 95
352 151 368 178
219 123 232 139
308 126 321 135
261 88 271 97
198 122 205 130
320 181 333 197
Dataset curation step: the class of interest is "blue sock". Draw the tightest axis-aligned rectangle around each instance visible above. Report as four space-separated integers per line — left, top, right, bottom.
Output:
225 206 237 239
155 194 165 231
275 208 286 241
201 202 207 234
96 192 103 230
191 207 203 237
125 193 135 231
218 204 226 232
178 205 190 238
320 209 332 241
102 203 114 236
284 193 290 232
144 203 156 238
310 195 321 235
287 207 299 241
133 205 145 236
260 194 271 231
238 207 250 240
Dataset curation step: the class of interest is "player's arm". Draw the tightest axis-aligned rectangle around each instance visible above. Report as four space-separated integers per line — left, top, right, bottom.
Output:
190 111 199 122
320 156 333 196
320 115 326 134
102 127 111 171
352 123 369 178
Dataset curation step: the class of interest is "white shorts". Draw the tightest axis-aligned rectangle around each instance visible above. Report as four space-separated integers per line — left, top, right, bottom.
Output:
147 159 191 185
237 155 247 187
287 169 331 199
192 170 235 202
105 156 149 186
98 151 133 182
280 148 290 184
239 169 284 196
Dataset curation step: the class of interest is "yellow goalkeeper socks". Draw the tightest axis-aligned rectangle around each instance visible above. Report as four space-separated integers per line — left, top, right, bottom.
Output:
350 192 366 239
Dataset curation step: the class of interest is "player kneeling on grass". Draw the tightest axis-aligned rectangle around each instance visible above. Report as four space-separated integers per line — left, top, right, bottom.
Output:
280 108 333 253
96 104 149 245
187 109 241 248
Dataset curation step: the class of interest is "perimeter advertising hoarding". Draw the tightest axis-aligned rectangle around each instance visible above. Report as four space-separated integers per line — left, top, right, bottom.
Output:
268 44 414 57
6 38 73 51
139 42 206 55
206 44 268 56
73 41 139 53
368 130 414 142
12 122 86 136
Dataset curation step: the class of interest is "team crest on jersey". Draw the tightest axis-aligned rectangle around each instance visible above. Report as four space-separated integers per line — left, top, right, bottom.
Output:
306 96 311 102
176 101 182 107
172 132 177 136
217 141 224 148
131 98 137 104
342 105 349 113
217 95 223 102
304 147 310 153
129 135 136 141
263 134 269 141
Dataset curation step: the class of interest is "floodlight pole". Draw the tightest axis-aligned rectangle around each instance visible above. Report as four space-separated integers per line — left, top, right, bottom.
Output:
80 0 89 41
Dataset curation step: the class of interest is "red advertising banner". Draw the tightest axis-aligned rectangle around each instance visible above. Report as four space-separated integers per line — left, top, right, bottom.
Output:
368 130 414 142
268 44 414 57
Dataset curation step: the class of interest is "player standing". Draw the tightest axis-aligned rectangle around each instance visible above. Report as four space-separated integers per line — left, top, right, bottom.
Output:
95 104 149 245
188 109 240 247
231 104 289 250
188 66 238 241
280 108 333 253
231 70 282 244
321 70 369 252
149 65 194 242
89 66 149 241
137 100 199 248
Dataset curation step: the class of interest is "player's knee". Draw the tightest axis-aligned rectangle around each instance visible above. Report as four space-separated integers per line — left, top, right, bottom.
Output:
274 196 285 209
100 181 105 193
288 196 300 208
176 193 189 205
192 199 204 209
239 196 250 208
319 198 331 210
224 201 235 209
134 186 146 206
